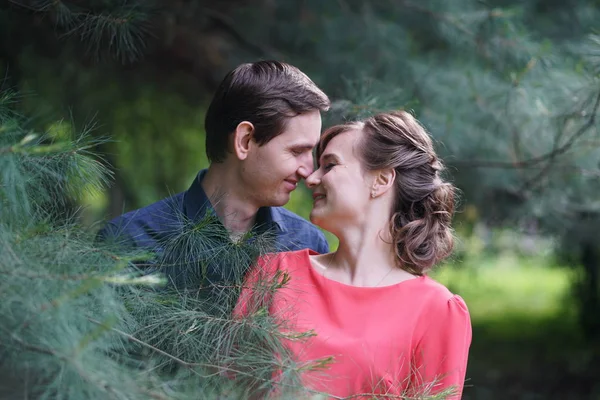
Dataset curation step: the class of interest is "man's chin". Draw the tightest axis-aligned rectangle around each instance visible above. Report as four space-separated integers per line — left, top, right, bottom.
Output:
268 193 291 207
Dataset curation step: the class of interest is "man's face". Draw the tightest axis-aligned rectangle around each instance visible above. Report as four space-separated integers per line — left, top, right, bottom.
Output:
243 110 322 207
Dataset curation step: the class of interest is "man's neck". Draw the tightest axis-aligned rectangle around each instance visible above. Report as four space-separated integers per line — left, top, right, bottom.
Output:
201 164 260 235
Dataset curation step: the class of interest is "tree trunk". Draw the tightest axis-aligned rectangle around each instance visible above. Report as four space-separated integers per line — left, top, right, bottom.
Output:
579 243 600 340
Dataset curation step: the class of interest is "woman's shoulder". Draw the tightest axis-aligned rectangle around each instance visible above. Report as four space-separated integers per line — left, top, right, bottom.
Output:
256 248 313 271
408 277 471 343
415 276 469 314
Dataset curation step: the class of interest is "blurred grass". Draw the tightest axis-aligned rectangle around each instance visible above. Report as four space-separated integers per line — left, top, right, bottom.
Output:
431 253 575 324
429 238 600 399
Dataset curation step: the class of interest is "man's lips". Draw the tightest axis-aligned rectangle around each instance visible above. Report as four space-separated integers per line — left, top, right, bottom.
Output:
284 179 298 190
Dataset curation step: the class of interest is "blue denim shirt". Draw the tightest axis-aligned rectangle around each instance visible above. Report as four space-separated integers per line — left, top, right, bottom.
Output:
97 169 329 288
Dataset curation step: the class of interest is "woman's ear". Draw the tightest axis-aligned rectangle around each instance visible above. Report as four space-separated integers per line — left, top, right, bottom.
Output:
372 168 396 197
232 121 255 160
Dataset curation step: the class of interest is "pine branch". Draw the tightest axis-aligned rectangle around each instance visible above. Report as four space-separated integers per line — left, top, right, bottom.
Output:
6 329 167 400
452 90 600 169
8 0 153 63
397 0 475 38
201 8 281 59
87 317 339 399
519 90 600 190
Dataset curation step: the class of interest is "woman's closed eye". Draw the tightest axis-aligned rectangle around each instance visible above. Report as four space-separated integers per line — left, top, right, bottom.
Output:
323 163 336 172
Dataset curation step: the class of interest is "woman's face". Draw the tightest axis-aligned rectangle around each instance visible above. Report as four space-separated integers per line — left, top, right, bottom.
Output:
305 129 375 232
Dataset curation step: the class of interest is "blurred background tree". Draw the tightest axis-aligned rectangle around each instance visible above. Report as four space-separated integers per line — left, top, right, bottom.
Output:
2 0 600 398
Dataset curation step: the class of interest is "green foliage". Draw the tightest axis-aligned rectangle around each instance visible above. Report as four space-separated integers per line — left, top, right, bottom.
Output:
0 94 293 399
9 0 154 63
234 0 600 233
4 0 600 396
0 100 110 225
9 45 210 215
6 0 599 231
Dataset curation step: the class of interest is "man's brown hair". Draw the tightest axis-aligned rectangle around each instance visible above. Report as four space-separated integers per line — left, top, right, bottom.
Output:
205 61 330 163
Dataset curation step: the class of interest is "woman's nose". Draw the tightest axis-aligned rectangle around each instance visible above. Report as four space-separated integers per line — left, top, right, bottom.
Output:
305 169 321 189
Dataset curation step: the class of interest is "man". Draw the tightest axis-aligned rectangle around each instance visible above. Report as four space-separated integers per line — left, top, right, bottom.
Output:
98 60 330 288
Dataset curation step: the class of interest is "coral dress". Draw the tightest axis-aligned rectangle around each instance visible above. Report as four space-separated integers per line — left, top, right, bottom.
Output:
236 249 472 399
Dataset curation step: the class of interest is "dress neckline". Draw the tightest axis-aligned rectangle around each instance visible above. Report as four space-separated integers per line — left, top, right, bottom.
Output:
301 248 426 290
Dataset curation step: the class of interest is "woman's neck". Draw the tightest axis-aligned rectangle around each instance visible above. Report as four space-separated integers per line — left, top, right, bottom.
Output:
320 223 412 287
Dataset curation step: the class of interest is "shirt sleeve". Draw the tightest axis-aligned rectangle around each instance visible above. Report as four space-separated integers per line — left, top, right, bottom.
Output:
411 295 472 399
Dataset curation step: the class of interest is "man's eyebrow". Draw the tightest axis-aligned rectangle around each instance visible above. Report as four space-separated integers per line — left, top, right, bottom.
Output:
290 143 316 151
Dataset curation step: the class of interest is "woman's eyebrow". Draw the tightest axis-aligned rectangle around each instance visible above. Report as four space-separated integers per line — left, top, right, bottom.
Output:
319 153 340 164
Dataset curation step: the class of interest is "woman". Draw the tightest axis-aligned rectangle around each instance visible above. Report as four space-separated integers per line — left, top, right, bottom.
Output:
236 111 471 399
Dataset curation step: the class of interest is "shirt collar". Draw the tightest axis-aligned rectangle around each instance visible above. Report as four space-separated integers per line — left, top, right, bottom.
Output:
183 169 212 221
183 169 284 233
257 206 286 233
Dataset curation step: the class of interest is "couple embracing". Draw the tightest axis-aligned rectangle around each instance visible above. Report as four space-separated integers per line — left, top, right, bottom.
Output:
99 61 471 399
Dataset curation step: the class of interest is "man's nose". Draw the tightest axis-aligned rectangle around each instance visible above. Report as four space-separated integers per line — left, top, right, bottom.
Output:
298 154 315 179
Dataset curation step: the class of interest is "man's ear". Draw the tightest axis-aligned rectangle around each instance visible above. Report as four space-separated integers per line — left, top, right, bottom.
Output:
373 168 396 197
232 121 255 161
